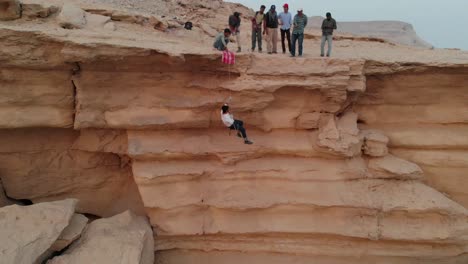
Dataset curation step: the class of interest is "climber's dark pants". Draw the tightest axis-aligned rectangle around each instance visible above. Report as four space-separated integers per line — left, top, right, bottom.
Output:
230 119 247 139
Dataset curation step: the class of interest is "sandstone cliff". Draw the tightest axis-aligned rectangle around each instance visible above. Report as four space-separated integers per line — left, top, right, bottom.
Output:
1 0 468 263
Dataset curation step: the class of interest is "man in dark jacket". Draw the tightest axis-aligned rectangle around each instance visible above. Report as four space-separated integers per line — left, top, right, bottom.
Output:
263 5 279 54
229 12 242 52
321 12 337 57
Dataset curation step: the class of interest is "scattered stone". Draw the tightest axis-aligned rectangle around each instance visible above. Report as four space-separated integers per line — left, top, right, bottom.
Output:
21 0 61 19
149 15 168 31
85 13 111 28
166 19 182 29
57 3 87 29
0 199 77 264
51 214 89 252
368 154 423 179
83 8 112 17
362 129 389 157
111 11 148 25
0 0 20 20
48 211 154 264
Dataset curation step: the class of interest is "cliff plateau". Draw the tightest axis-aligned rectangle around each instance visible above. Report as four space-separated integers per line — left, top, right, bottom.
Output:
0 0 468 263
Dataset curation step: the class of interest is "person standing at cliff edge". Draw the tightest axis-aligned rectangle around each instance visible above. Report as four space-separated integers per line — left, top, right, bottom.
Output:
213 28 232 51
221 104 254 145
290 8 308 57
263 5 279 54
251 5 266 53
229 12 242 52
321 12 337 57
278 3 292 54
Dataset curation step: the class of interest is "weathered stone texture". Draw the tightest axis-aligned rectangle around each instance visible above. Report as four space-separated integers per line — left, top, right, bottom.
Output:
0 1 467 263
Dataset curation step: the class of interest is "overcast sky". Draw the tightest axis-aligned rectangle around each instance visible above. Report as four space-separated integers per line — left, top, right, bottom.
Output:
228 0 468 50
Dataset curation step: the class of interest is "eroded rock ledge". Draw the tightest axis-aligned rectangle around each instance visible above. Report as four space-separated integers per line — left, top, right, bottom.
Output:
1 1 468 263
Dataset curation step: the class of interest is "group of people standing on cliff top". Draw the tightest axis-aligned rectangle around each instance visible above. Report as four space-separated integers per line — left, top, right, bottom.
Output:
214 5 337 145
213 4 337 57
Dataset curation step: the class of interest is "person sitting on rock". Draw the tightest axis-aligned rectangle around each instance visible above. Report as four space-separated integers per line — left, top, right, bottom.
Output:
214 28 232 51
221 104 253 145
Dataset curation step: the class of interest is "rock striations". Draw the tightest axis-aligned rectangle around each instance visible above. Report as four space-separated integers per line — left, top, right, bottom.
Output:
0 0 468 263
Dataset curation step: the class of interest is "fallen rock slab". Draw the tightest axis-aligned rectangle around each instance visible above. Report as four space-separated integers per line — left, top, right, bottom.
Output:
51 213 88 251
85 13 111 29
149 15 168 31
21 0 61 19
57 2 86 29
48 210 154 264
0 199 77 264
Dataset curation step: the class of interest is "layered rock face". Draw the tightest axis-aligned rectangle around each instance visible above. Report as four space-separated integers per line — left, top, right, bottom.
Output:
1 0 468 263
0 128 145 217
357 70 468 208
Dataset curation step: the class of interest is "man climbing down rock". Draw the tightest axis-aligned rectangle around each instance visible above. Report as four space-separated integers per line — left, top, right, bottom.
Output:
251 5 266 53
321 12 337 57
221 104 253 145
291 8 308 57
214 28 231 51
263 5 279 54
279 3 292 54
229 12 242 52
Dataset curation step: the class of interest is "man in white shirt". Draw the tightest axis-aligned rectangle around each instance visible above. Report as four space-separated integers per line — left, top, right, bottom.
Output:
278 3 292 54
221 104 253 144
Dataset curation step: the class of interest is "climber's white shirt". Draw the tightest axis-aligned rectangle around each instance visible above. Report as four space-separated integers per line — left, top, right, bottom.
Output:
221 110 234 127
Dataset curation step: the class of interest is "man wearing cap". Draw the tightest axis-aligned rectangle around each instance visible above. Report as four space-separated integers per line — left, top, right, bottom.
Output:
251 5 266 53
263 5 279 54
321 12 337 57
291 8 308 57
278 4 292 54
229 11 242 52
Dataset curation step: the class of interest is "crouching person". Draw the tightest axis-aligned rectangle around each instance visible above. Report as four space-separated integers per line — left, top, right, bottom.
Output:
214 28 232 51
221 104 253 145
